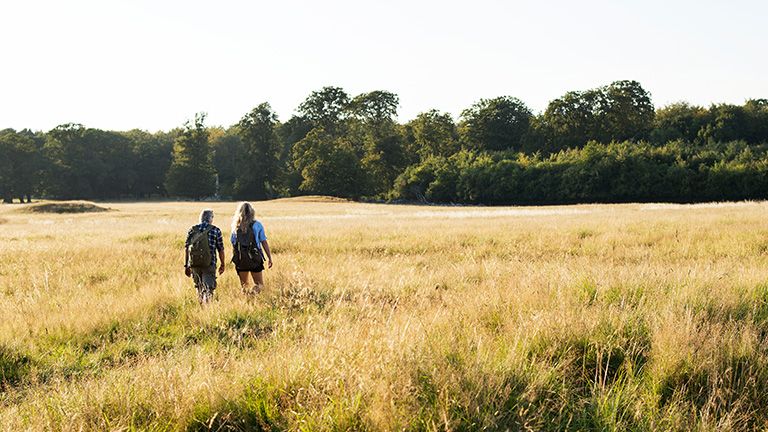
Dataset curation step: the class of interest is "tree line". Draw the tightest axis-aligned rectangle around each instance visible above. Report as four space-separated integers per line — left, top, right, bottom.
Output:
2 80 767 204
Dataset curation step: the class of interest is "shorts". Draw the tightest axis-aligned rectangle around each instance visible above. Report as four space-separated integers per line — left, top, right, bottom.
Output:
235 259 264 273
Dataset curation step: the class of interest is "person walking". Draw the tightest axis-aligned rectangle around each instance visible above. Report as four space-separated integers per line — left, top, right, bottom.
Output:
230 202 273 294
184 209 225 304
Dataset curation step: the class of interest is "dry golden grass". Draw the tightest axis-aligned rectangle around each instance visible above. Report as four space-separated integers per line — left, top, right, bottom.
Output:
1 199 768 431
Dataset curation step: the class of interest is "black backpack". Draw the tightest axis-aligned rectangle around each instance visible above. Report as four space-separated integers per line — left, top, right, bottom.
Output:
232 225 263 269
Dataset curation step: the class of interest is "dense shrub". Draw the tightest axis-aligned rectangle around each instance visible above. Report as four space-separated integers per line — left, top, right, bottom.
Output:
391 141 768 204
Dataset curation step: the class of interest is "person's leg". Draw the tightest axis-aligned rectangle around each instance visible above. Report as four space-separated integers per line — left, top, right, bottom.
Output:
201 268 216 304
237 271 251 293
191 268 206 304
251 271 264 293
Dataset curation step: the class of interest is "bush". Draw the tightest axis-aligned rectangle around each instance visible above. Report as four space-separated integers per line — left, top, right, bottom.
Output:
389 141 768 204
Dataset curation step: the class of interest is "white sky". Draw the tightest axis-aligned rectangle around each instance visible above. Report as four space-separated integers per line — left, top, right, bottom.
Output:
1 0 766 132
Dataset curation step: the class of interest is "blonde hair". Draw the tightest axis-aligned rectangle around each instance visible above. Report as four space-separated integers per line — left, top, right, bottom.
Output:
231 202 255 233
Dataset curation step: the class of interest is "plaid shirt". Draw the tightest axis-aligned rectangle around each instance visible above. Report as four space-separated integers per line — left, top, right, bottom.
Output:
185 222 224 267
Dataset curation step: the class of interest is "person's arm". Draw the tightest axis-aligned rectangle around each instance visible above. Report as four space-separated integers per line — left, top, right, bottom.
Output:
218 247 226 274
216 229 225 275
184 230 192 277
184 249 191 277
255 223 272 269
261 240 273 269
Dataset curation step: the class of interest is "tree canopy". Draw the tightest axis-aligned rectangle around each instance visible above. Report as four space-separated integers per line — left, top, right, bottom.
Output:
4 80 768 205
165 113 216 199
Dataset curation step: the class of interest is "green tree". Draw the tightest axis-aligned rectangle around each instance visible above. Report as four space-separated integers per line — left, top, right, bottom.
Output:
698 104 747 143
459 96 533 151
298 86 350 133
293 86 382 197
165 113 216 199
349 90 406 195
0 133 11 203
292 128 366 198
541 80 654 150
743 99 768 144
349 90 399 122
123 129 175 198
521 115 550 153
212 128 242 198
601 80 655 141
43 124 135 199
86 129 136 198
651 102 711 144
43 123 90 198
404 110 460 160
0 129 44 203
43 125 171 199
277 116 313 194
541 88 605 151
233 103 281 199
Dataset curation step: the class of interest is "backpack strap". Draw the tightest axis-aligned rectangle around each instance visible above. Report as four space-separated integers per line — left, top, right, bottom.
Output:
190 225 214 247
187 225 215 268
236 224 256 247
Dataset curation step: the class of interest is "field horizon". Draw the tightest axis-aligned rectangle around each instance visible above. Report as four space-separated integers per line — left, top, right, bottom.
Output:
2 199 768 431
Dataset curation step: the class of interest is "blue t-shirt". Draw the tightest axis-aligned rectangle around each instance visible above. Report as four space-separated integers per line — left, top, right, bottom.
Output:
230 221 267 251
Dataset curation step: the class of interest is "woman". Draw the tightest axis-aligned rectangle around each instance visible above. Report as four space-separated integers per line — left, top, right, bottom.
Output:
230 202 273 294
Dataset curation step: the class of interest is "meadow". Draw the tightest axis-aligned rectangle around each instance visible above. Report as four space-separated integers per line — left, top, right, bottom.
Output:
2 198 768 431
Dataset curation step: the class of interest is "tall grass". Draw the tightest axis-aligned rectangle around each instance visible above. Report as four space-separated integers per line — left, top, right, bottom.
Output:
1 200 768 430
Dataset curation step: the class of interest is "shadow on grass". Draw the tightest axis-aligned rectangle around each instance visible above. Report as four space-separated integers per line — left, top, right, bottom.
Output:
527 317 652 391
0 344 33 388
9 301 279 390
188 381 285 432
655 350 768 430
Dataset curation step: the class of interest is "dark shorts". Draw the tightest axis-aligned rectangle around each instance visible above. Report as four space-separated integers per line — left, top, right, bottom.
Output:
235 260 264 273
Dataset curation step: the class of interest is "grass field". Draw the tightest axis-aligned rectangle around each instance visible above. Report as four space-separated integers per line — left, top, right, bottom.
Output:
2 198 768 431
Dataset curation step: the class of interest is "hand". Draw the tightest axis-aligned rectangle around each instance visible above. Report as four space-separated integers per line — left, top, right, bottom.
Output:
267 259 273 269
218 264 225 275
184 267 191 277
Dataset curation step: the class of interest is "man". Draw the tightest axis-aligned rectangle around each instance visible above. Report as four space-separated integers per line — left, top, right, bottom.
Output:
184 209 225 304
